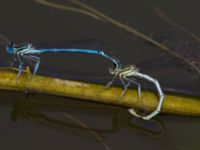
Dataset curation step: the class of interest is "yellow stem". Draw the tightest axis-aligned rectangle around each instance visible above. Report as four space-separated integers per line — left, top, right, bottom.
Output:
0 68 199 117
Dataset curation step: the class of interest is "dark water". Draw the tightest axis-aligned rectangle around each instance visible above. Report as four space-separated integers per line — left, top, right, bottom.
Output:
0 0 200 149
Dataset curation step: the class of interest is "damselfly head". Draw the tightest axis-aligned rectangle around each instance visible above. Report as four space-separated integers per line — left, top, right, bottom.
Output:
109 63 118 75
6 42 15 55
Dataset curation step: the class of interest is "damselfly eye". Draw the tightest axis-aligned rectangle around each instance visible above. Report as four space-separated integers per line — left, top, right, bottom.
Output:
112 63 117 70
109 63 117 75
6 42 15 55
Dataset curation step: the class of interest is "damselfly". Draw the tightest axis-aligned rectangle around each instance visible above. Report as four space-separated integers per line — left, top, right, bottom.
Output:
107 64 164 120
6 42 121 78
5 40 164 120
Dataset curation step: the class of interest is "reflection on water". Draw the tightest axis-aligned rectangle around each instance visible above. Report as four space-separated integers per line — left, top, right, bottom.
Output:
0 90 200 150
11 91 164 138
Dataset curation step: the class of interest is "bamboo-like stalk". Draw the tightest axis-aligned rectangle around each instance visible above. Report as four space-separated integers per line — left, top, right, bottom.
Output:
0 68 200 116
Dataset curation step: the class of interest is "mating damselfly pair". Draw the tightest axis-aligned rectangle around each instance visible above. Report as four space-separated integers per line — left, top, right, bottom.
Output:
6 40 164 120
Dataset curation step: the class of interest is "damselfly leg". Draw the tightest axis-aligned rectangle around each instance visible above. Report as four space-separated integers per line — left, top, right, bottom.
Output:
106 74 118 88
16 53 24 78
123 77 141 99
14 53 40 79
10 56 17 67
119 74 131 98
21 55 40 75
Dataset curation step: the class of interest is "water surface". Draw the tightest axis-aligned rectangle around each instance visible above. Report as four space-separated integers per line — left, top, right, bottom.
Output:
0 0 200 149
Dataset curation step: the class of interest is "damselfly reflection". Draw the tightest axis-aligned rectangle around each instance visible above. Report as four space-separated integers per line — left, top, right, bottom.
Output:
8 93 165 139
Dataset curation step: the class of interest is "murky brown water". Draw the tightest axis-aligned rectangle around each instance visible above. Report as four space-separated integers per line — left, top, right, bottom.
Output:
0 0 200 149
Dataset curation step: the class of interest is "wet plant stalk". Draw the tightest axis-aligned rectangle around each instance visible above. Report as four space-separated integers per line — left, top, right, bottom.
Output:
0 68 200 117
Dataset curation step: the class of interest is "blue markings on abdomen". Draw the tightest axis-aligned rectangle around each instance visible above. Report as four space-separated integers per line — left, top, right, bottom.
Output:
32 48 101 54
31 48 121 70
